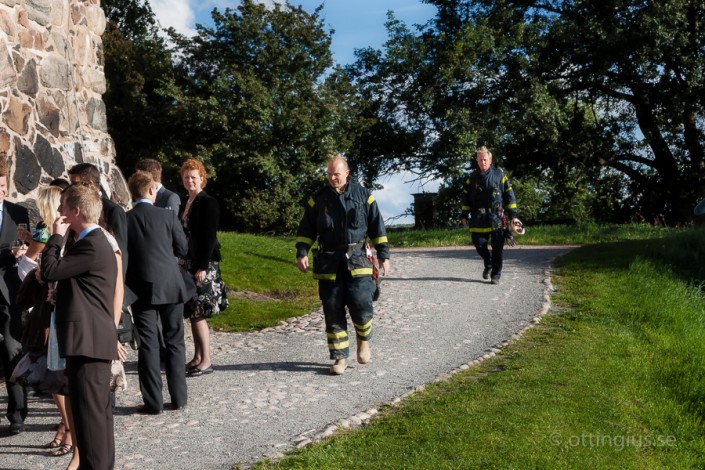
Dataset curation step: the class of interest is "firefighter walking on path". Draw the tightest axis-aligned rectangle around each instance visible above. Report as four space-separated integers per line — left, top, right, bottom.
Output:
295 156 390 375
461 146 519 285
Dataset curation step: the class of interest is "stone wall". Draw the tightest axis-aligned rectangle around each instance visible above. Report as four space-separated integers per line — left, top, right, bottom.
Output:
0 0 128 209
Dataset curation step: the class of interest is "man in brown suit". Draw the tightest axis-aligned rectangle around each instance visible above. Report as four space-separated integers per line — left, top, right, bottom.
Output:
41 184 120 470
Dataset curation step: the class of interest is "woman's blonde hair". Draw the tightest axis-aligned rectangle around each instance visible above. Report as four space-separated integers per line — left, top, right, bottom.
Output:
36 185 63 235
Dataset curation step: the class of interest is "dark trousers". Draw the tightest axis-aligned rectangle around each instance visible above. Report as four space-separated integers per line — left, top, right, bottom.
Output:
472 229 505 278
133 301 187 410
66 356 114 470
319 266 375 360
0 304 27 425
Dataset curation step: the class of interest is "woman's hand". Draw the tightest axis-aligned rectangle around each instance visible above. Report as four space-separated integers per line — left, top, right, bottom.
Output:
117 341 127 362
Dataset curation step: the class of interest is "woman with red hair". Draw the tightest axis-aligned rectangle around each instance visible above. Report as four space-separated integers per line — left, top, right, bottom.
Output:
178 159 228 377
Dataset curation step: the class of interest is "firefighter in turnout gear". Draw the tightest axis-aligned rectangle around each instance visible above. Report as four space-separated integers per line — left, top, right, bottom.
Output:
296 156 390 375
461 146 519 284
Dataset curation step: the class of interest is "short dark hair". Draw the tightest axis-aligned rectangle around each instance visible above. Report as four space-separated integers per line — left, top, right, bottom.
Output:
49 178 71 190
68 163 101 187
135 159 162 182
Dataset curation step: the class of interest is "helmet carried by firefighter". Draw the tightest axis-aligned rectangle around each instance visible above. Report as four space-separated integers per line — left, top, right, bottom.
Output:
509 218 525 236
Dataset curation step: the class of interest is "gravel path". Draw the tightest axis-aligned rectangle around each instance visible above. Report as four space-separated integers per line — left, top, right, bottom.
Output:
0 245 572 469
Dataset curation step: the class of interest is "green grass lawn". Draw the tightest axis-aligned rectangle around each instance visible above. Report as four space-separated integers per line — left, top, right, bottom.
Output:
209 233 319 331
215 224 705 469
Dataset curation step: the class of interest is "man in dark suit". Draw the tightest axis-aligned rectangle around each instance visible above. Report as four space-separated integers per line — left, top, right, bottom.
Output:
134 159 180 359
41 184 119 469
135 158 180 214
126 171 190 413
0 158 30 434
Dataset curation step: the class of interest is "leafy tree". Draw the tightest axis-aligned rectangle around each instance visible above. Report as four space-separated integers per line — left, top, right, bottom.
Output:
101 0 180 175
166 0 343 232
346 0 705 225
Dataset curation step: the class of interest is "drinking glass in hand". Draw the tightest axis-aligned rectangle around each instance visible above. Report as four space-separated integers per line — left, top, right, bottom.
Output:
17 223 29 247
10 239 24 267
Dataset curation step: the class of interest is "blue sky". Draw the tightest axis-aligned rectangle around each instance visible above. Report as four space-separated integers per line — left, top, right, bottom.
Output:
149 0 440 224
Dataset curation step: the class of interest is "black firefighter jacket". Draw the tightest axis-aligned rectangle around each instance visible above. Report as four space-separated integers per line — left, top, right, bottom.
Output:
461 166 518 233
295 181 390 281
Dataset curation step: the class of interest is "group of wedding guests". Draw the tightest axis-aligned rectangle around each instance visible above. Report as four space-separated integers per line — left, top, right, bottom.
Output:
0 156 227 469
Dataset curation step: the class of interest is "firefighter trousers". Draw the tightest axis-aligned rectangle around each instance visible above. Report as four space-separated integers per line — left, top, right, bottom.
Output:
472 229 505 278
318 265 375 360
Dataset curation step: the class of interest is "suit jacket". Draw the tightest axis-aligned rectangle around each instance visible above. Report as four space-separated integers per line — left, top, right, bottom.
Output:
41 229 118 360
126 203 190 305
101 197 128 273
179 191 221 272
155 186 180 214
0 201 29 306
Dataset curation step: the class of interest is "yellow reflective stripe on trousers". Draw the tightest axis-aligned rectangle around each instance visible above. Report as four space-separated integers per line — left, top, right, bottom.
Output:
354 319 372 337
327 330 348 339
469 227 493 233
328 340 350 350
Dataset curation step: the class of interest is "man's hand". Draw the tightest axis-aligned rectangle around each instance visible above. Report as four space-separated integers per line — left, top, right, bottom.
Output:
380 259 390 276
53 215 70 237
296 255 309 273
195 269 206 285
461 218 468 227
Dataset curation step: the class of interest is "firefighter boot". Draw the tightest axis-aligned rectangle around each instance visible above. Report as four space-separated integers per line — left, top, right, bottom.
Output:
330 359 347 375
357 338 371 364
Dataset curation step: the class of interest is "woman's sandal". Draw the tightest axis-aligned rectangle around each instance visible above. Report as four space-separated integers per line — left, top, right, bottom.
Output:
51 444 73 457
51 427 73 457
43 421 66 448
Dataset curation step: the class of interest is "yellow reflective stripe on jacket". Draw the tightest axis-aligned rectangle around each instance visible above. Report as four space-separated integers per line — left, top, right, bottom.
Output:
469 227 494 233
313 273 337 281
351 268 374 276
307 197 315 208
370 236 388 245
367 195 375 204
505 203 517 210
461 205 471 211
295 236 315 246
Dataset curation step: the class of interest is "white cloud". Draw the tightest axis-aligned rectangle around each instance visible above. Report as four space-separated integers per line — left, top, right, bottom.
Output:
374 171 441 226
149 0 197 36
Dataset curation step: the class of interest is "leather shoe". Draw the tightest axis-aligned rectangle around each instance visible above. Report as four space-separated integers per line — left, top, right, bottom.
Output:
135 405 162 415
9 422 24 434
329 359 347 375
187 366 213 377
482 267 491 280
169 402 187 411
